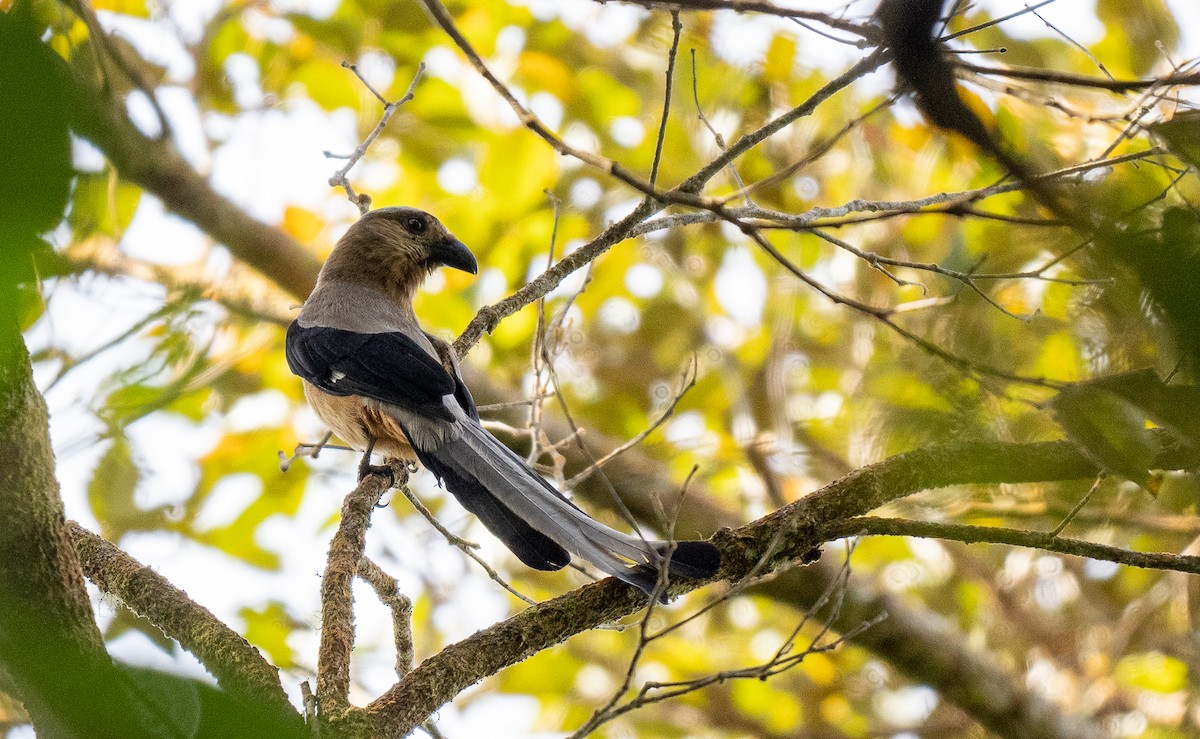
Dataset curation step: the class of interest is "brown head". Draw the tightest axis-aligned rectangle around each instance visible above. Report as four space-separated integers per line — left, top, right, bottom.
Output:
316 206 477 303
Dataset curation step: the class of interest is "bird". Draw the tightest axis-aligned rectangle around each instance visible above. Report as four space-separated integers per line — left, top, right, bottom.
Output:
285 206 720 597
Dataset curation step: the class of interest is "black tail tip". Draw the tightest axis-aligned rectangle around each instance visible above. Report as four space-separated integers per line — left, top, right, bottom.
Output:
662 540 721 580
624 540 722 601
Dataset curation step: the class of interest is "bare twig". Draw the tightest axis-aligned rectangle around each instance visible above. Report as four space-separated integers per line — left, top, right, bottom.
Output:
327 62 426 213
357 556 415 678
611 0 877 43
566 355 698 489
571 541 875 736
474 392 555 412
956 61 1200 92
451 49 884 358
943 0 1057 42
738 94 897 201
690 49 751 203
649 12 682 187
392 476 538 605
1048 473 1106 538
525 192 564 468
1025 2 1115 81
279 430 343 473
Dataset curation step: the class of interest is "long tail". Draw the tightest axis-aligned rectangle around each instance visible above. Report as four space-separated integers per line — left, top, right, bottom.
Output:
415 421 720 597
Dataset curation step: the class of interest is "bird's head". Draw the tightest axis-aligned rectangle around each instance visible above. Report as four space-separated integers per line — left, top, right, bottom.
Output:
357 206 478 275
318 206 478 300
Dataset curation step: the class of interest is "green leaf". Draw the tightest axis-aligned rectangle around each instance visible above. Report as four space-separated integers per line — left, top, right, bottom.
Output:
88 435 168 538
0 7 72 238
1087 369 1200 452
1099 207 1200 367
69 170 143 240
1152 112 1200 170
102 383 166 426
118 665 202 738
240 601 301 669
1051 384 1159 486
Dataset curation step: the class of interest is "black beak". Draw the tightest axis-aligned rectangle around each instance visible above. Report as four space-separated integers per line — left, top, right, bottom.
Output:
428 237 478 274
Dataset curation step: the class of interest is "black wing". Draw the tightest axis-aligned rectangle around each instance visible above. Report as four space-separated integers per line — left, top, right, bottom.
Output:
286 321 456 421
422 330 480 422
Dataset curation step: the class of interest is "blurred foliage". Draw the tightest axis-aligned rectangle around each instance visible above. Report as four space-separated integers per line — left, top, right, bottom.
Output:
11 0 1200 735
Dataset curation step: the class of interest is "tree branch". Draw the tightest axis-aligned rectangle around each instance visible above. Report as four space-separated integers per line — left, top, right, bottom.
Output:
823 516 1200 576
68 522 295 717
0 322 144 736
958 60 1200 92
363 433 1199 736
54 13 1177 737
316 465 401 720
612 0 877 43
60 25 321 301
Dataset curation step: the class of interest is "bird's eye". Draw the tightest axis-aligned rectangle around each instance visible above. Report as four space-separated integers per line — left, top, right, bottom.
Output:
404 217 426 234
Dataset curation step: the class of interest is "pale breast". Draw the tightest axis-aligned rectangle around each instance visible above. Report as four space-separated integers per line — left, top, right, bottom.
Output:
303 381 416 460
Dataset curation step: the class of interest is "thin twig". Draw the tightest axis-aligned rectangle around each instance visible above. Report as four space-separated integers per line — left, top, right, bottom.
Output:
566 355 698 489
942 0 1059 42
474 392 556 412
279 431 342 473
822 516 1200 576
393 478 538 605
1025 2 1115 81
327 62 426 213
1048 474 1106 538
451 50 884 358
571 540 874 736
649 12 682 186
357 556 415 679
612 0 877 43
956 61 1200 92
689 48 751 203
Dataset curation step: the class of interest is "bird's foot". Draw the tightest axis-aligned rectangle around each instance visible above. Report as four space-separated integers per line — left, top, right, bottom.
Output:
357 461 395 484
357 457 415 493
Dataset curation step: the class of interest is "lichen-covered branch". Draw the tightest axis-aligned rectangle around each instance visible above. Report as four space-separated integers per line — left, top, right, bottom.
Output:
316 465 402 722
363 433 1198 737
68 522 295 717
824 516 1200 575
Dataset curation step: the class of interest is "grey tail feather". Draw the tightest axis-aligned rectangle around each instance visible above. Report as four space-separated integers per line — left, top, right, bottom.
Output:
409 447 570 571
426 420 720 597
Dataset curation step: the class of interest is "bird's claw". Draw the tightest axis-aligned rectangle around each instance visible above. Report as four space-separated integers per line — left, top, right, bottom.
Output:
357 461 395 485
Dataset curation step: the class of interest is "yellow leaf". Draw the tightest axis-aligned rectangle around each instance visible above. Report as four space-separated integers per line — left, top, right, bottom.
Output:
281 206 324 244
517 50 573 99
291 58 359 111
763 33 796 84
1115 652 1187 693
90 0 148 16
